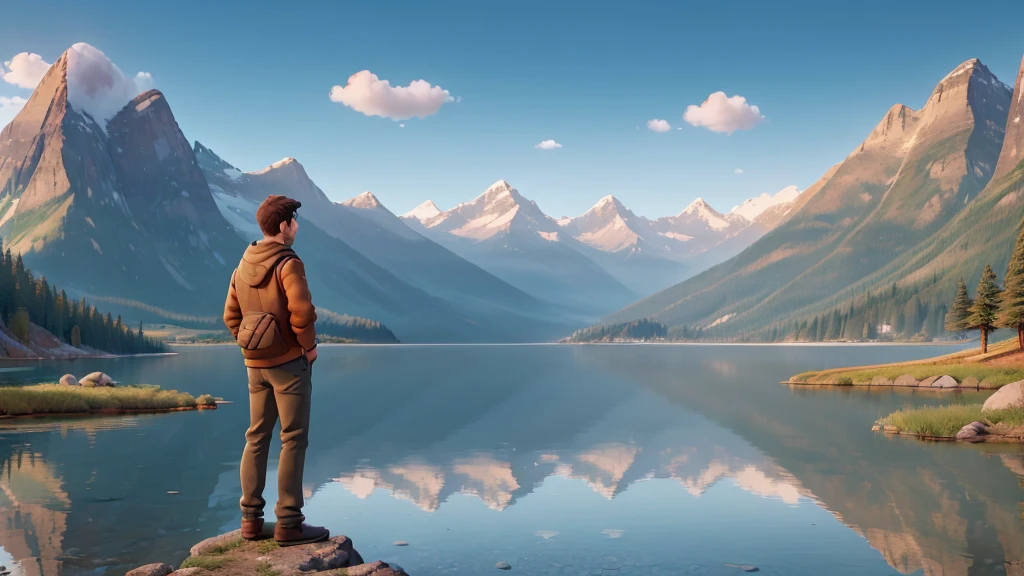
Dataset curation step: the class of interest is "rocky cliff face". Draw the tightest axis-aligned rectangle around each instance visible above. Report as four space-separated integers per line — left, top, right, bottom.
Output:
0 48 244 319
604 58 1012 334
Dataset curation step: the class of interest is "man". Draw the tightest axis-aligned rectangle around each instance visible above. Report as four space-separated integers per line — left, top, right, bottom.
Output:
223 195 329 546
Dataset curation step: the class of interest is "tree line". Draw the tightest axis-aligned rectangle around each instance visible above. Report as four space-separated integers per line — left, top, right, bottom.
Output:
943 220 1024 353
0 242 163 354
568 319 667 343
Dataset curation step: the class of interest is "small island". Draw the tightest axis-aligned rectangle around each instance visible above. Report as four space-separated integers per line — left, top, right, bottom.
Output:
0 371 217 419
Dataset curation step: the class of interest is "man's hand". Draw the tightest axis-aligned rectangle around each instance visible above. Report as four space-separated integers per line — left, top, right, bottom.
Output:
305 347 318 364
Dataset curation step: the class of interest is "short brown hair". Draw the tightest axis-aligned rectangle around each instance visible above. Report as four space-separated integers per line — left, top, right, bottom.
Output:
256 195 302 236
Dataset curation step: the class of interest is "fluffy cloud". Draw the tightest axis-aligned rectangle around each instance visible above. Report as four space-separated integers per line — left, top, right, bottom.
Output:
535 140 562 150
683 92 764 134
1 52 52 89
329 70 454 120
65 43 155 128
647 119 671 132
734 168 744 174
0 95 28 126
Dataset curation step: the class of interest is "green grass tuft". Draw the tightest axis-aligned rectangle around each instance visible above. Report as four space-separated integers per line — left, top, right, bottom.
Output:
0 384 200 416
204 536 244 555
877 404 1024 437
256 539 280 554
180 555 228 570
257 561 283 576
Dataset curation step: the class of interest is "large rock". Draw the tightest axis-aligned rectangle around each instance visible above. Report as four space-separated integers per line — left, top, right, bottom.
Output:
80 372 114 387
918 376 941 387
126 564 174 576
931 375 958 388
983 380 1024 411
956 422 989 442
59 374 79 386
299 536 363 571
189 530 241 557
894 374 918 387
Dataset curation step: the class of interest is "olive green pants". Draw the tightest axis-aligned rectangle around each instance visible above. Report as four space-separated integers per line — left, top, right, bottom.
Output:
239 355 311 528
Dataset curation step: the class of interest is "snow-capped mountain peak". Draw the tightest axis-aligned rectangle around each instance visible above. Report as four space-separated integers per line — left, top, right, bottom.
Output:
342 191 383 209
729 185 802 221
403 200 442 222
250 157 298 175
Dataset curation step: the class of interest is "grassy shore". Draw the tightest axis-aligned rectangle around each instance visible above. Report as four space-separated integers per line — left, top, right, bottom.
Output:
0 384 217 417
876 404 1024 438
790 337 1024 388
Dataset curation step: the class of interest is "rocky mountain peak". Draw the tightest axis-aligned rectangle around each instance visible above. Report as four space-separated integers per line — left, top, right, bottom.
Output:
680 197 714 216
403 200 441 222
342 191 383 209
993 54 1024 181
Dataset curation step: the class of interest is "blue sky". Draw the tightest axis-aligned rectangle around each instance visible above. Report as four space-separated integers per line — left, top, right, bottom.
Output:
2 0 1023 219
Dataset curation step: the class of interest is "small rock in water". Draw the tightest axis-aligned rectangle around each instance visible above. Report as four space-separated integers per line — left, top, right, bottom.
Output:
724 563 760 573
496 561 512 570
125 563 174 576
393 540 409 546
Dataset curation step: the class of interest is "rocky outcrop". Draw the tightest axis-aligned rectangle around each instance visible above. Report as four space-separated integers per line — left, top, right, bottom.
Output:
79 372 114 387
134 529 408 575
983 380 1024 411
894 374 919 387
59 374 79 386
929 375 958 389
955 421 989 443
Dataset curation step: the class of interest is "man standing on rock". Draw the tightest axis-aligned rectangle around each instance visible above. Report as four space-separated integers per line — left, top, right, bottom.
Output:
223 195 329 546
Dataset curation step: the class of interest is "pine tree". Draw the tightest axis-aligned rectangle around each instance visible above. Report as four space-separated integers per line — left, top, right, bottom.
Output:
8 308 29 344
945 279 973 334
998 222 1024 349
969 264 1002 354
71 325 82 348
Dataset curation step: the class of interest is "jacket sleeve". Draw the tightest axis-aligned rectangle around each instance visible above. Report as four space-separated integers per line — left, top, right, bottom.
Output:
223 270 242 339
281 258 318 350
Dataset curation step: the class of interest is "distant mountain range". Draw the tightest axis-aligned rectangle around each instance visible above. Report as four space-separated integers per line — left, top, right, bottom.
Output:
603 56 1024 342
402 182 802 304
0 42 804 342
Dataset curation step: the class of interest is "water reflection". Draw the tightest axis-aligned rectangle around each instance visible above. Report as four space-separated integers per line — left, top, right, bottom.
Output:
0 345 1019 576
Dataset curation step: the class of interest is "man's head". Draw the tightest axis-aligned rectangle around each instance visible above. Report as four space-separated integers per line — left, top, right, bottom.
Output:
257 195 302 244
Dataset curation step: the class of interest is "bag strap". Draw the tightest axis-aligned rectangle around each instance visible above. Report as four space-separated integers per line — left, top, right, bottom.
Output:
274 253 299 293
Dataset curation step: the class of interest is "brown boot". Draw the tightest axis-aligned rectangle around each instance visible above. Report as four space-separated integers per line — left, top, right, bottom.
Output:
241 516 264 540
274 523 330 547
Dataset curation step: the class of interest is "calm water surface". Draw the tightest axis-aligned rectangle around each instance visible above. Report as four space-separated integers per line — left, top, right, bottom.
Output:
0 344 1022 576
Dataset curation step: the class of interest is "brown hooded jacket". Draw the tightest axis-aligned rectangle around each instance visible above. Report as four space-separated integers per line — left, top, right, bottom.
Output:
223 240 317 368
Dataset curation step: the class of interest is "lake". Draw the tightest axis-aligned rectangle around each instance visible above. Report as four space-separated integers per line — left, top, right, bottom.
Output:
0 343 1021 576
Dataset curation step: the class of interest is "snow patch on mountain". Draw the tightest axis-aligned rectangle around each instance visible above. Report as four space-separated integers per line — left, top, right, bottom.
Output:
729 185 802 221
403 200 441 222
679 198 731 231
251 158 296 175
343 191 383 209
223 167 242 181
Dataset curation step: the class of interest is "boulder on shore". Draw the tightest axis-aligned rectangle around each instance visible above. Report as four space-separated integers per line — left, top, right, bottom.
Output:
931 375 958 389
894 374 918 387
918 376 941 388
983 380 1024 411
141 528 408 575
59 374 79 386
126 563 174 576
79 372 114 388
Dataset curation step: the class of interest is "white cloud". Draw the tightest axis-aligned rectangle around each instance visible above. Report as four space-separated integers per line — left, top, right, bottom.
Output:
734 168 744 174
647 119 671 132
399 123 405 128
134 71 155 92
329 70 453 120
0 95 29 126
683 92 764 134
535 139 562 150
65 43 155 128
1 52 52 89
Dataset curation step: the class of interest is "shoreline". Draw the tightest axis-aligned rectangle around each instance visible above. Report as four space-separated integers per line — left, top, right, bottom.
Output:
0 351 178 362
0 404 217 420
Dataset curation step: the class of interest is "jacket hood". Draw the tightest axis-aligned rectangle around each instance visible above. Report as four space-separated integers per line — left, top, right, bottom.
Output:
236 240 295 287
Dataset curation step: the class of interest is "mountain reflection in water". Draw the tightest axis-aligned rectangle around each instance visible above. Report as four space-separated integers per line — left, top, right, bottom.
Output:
0 344 1019 576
